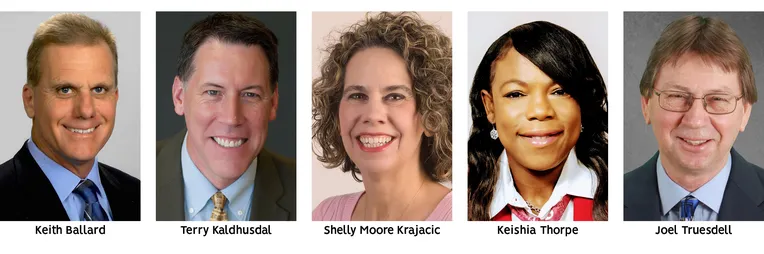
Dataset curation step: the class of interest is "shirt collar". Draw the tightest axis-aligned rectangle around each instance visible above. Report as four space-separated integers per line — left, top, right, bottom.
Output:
657 152 731 215
489 148 598 218
27 138 105 203
181 132 257 220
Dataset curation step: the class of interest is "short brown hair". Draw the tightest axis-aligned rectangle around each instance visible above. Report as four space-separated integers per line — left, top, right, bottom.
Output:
27 13 118 87
312 12 452 182
640 15 757 104
177 13 279 90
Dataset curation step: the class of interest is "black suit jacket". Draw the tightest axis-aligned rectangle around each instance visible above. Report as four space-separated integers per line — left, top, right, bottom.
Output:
155 130 296 221
0 142 140 221
624 148 764 221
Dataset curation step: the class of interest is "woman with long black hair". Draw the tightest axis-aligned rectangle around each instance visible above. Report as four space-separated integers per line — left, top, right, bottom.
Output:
468 21 608 221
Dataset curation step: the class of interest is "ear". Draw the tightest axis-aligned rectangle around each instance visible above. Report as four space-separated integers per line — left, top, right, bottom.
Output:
739 101 752 132
641 95 651 125
269 85 279 121
424 129 433 137
480 89 495 124
172 76 185 116
22 84 34 118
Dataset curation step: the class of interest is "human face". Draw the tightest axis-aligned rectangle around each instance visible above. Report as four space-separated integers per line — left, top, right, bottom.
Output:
23 43 118 171
339 47 425 175
481 48 581 171
172 39 278 188
641 53 751 173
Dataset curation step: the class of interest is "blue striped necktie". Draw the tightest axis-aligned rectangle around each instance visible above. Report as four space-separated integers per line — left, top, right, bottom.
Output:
73 179 109 221
680 195 699 221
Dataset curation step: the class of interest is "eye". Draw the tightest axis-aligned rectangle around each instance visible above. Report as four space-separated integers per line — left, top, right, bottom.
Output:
347 93 368 101
243 92 261 98
59 87 72 94
504 91 525 99
205 90 220 96
385 93 406 101
93 87 106 94
551 88 567 96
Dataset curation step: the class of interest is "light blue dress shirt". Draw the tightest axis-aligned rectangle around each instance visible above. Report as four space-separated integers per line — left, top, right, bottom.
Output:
657 153 732 221
28 139 113 221
181 133 257 221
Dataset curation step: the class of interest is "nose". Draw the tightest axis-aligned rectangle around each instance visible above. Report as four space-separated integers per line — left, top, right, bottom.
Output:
680 98 710 128
361 97 387 125
219 95 245 126
525 93 555 121
74 92 95 119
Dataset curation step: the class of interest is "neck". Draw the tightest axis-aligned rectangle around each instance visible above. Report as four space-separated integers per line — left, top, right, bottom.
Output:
507 154 565 208
360 159 430 221
661 155 726 192
31 130 94 179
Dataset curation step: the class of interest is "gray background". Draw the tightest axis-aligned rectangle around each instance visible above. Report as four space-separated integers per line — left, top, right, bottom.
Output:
155 12 296 159
624 12 764 172
0 12 141 178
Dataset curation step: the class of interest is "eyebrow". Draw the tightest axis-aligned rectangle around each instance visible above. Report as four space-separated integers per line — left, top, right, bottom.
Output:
52 81 114 88
202 82 264 92
662 83 734 94
343 84 413 96
384 85 414 95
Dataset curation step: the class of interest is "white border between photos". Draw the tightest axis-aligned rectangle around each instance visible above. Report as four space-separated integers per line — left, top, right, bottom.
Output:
1 0 763 253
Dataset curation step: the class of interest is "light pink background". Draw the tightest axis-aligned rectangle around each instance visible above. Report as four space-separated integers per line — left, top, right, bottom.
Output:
312 12 452 209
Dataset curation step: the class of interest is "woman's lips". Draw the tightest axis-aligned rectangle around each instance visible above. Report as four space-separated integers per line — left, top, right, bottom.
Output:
518 130 563 147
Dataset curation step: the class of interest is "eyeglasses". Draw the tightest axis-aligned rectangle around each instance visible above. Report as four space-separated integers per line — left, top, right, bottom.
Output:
653 89 743 115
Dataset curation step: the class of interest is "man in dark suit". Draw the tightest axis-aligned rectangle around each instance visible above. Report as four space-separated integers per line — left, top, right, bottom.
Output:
155 13 296 221
0 13 140 221
624 15 763 221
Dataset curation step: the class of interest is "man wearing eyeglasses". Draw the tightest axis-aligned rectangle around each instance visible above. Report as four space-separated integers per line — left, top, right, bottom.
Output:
624 15 763 221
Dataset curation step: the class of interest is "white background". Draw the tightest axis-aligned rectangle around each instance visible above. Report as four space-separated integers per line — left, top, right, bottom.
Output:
2 0 764 253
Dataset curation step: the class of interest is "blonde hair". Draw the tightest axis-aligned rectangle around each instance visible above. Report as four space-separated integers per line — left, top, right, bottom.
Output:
27 13 118 87
640 15 757 104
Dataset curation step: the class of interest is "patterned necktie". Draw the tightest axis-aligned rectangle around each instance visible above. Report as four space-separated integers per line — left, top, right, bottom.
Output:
210 191 228 221
680 195 700 221
72 179 108 221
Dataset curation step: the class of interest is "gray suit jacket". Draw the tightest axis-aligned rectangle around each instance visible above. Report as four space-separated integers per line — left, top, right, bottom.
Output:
156 130 296 221
624 148 764 221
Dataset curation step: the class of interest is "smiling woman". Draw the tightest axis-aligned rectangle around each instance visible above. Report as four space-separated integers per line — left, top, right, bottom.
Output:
468 20 608 221
312 12 452 221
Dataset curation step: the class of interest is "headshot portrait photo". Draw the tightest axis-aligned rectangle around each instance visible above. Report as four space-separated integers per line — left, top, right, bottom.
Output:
155 12 296 221
0 12 141 221
311 11 453 221
624 12 764 221
467 12 609 221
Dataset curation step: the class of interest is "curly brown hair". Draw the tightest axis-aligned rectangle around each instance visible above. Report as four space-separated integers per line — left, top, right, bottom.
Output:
312 12 452 183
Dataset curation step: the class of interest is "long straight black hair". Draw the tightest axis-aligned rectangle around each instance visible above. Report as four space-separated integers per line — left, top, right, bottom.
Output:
467 21 608 221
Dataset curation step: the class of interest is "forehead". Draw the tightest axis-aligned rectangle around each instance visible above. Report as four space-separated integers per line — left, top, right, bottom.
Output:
343 47 411 90
39 42 115 83
492 48 553 87
190 39 270 89
655 53 741 94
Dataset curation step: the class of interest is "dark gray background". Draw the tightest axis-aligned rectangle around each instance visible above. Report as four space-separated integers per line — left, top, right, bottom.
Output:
156 12 296 158
624 12 764 172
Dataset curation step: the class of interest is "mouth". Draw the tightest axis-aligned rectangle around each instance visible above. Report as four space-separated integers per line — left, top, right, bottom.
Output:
211 137 248 148
65 125 99 134
678 137 712 146
518 130 563 147
357 134 394 148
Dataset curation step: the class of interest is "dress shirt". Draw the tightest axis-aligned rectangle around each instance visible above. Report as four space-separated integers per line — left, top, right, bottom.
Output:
658 153 731 221
181 133 257 221
28 138 113 221
489 148 598 221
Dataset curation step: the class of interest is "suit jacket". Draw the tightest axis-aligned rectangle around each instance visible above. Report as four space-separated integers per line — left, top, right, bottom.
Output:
0 142 140 221
156 130 296 221
624 148 764 221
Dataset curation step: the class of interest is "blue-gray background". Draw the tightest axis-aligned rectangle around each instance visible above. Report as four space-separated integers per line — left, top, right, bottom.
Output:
624 12 764 172
155 12 296 159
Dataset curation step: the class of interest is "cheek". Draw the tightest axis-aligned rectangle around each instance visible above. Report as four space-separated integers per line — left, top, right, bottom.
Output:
710 115 739 138
653 110 681 137
95 99 118 120
493 101 522 131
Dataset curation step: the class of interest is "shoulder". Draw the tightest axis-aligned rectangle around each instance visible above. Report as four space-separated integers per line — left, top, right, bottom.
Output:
312 191 363 221
157 131 185 157
0 157 18 188
261 149 296 182
427 191 452 221
98 162 140 191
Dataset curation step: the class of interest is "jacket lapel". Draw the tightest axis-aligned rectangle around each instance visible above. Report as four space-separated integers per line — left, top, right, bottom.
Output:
718 148 764 220
156 130 187 221
250 149 289 221
624 151 663 221
15 142 70 221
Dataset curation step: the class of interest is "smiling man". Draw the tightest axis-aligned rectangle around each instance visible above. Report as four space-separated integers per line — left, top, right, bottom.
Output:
156 13 296 221
624 15 763 221
0 13 140 221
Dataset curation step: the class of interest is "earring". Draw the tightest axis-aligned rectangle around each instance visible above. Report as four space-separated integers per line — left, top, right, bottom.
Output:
581 125 584 133
490 125 498 140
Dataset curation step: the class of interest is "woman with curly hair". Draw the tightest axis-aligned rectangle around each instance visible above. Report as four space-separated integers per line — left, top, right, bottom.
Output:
468 20 608 221
312 12 452 221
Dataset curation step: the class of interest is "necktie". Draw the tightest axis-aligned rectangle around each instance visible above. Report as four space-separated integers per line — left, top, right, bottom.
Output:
680 195 700 221
73 179 108 221
210 191 228 221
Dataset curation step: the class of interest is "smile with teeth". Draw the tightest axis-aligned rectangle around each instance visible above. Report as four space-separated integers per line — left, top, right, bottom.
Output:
66 126 97 134
680 137 710 146
519 132 561 146
358 135 393 148
212 137 247 148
